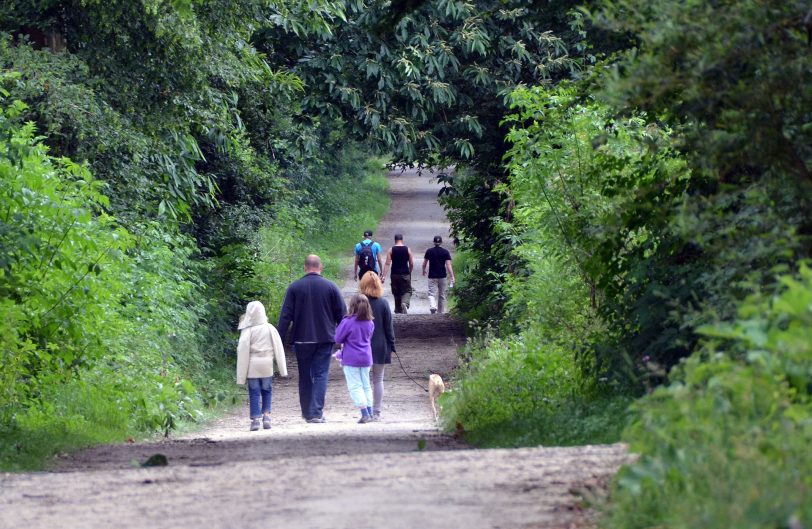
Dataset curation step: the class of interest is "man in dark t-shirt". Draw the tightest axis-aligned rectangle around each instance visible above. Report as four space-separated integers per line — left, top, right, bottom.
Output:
382 233 414 314
422 235 455 314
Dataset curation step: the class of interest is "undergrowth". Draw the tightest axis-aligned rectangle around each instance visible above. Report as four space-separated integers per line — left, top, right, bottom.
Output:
602 267 812 528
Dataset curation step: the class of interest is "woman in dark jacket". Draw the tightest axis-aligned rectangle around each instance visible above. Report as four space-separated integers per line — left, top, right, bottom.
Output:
359 271 395 420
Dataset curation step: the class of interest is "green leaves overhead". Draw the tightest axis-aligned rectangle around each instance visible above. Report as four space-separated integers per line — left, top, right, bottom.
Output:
276 0 575 165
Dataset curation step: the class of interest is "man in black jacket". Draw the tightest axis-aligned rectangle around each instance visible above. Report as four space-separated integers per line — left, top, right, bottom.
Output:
278 254 346 423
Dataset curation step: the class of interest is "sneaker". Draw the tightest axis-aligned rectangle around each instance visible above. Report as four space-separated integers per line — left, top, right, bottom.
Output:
358 414 373 424
306 417 326 423
372 411 381 421
262 416 271 429
250 419 260 431
430 308 437 314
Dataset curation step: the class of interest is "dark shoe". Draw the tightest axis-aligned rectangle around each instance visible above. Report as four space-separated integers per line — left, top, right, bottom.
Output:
372 411 381 421
250 419 260 431
430 308 437 314
262 416 271 429
358 414 373 424
306 417 326 423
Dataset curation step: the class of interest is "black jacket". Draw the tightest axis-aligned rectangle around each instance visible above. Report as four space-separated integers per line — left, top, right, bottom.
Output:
368 296 395 363
278 273 346 344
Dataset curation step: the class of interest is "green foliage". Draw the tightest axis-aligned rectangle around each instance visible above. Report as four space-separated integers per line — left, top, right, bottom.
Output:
1 0 396 471
0 89 131 413
604 267 812 529
593 0 812 189
444 325 632 447
284 0 577 164
263 1 598 324
0 88 216 468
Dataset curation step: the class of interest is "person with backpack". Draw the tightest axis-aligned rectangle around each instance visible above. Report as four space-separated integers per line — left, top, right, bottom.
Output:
354 229 384 281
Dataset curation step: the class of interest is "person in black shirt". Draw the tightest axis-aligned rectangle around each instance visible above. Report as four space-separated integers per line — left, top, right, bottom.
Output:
278 254 346 423
382 233 414 314
422 235 455 314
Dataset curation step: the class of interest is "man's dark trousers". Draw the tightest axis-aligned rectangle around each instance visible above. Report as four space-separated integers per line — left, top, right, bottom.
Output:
390 274 412 313
294 342 334 419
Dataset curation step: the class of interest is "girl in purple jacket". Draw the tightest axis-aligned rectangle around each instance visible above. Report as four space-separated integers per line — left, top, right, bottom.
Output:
334 293 375 423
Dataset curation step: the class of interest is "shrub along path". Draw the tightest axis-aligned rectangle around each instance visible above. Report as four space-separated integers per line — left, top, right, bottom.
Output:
0 167 630 529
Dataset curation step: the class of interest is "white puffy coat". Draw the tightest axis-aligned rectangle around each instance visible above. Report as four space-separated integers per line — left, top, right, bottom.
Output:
236 301 288 384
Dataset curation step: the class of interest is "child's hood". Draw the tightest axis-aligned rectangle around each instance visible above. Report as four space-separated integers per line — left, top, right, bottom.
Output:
239 301 268 330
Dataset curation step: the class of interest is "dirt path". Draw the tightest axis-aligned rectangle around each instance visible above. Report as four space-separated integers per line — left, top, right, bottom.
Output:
0 167 630 529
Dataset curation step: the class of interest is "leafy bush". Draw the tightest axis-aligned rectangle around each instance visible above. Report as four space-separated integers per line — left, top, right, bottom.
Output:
603 267 812 529
444 325 632 446
0 89 213 469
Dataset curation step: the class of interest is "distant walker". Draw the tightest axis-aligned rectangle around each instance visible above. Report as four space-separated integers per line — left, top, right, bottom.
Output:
382 233 414 314
422 235 455 314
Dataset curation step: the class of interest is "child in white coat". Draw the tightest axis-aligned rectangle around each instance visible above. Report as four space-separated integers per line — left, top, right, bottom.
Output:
237 301 288 431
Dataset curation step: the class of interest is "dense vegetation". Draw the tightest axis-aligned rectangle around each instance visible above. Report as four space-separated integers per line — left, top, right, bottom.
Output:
2 0 810 525
0 0 388 470
439 0 811 526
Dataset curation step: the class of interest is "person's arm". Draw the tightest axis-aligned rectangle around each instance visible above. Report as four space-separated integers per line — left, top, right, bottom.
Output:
422 250 429 276
353 253 360 281
334 318 349 346
277 288 294 344
236 329 251 385
384 303 395 352
381 248 392 283
408 248 414 274
332 285 347 326
446 258 455 284
268 324 288 377
376 244 385 277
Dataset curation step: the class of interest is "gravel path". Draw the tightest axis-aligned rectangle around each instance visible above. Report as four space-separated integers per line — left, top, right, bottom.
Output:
0 167 630 529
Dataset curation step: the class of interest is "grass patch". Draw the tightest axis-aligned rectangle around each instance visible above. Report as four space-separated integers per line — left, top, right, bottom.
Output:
443 327 632 447
457 396 632 448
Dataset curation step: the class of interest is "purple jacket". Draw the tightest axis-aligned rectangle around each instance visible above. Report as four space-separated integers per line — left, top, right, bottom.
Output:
334 315 374 367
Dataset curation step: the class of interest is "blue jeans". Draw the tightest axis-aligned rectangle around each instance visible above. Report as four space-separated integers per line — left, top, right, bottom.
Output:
247 377 272 419
342 366 372 408
294 342 334 419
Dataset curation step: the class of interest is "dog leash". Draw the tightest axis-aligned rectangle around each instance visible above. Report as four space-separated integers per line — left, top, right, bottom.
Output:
392 349 428 392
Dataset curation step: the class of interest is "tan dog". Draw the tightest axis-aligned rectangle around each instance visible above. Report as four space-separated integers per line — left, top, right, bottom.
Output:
428 374 446 421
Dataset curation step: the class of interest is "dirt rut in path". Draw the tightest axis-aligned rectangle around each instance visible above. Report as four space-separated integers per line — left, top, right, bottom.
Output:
0 167 631 529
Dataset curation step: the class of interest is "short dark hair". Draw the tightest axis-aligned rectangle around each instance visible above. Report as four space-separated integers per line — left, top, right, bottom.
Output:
394 233 403 241
364 230 373 237
433 235 442 244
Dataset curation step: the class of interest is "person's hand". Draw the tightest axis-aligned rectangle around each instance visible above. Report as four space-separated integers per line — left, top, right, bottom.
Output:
422 270 427 276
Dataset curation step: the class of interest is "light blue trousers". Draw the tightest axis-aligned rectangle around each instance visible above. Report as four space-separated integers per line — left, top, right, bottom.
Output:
342 366 372 408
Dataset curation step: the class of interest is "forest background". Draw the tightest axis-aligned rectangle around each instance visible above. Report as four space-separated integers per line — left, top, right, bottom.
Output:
1 1 810 527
